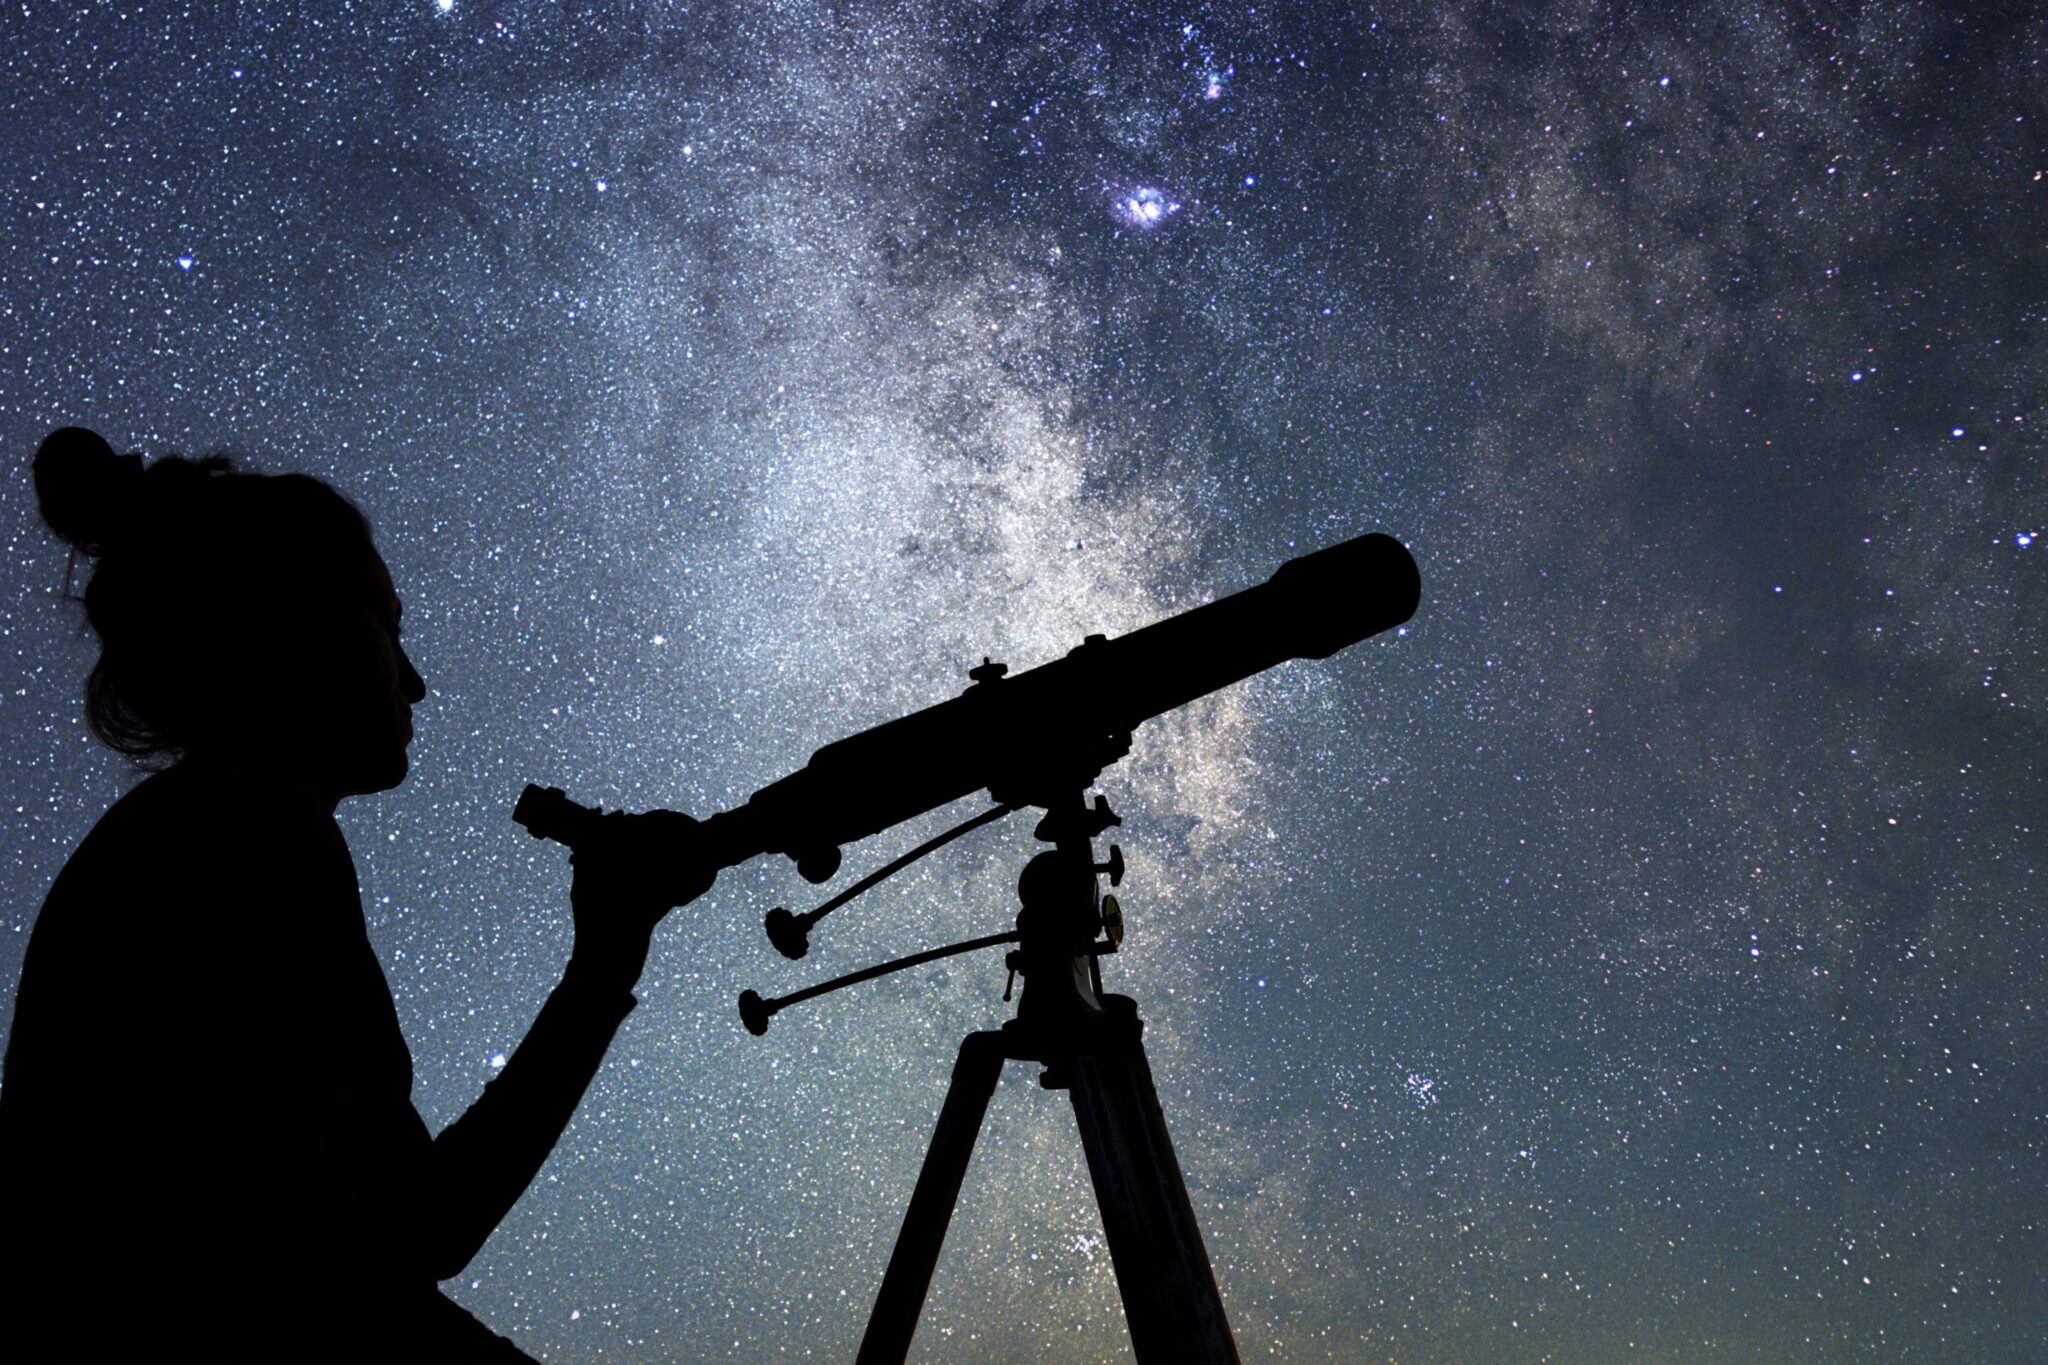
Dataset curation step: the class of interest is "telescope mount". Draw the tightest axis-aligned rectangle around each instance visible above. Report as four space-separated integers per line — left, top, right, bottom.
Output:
742 760 1240 1364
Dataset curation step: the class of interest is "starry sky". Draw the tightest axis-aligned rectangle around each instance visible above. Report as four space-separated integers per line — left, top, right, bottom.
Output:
2 2 2044 1360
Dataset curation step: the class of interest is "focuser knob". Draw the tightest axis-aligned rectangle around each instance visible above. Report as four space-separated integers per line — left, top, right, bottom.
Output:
1094 844 1124 887
765 906 813 960
793 845 842 884
738 989 773 1036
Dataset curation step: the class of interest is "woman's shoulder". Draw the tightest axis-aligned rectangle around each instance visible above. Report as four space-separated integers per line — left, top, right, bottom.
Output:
96 760 342 844
53 761 353 918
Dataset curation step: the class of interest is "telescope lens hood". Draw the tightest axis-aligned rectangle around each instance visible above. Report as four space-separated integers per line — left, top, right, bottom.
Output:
1265 532 1421 660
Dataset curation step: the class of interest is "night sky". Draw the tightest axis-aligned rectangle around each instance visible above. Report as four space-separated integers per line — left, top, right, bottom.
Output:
3 3 2044 1360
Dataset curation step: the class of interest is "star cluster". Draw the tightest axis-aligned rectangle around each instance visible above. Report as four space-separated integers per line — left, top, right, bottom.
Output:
2 3 2044 1361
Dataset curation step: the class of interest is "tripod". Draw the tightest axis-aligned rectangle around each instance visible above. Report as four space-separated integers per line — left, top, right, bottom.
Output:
856 788 1239 1364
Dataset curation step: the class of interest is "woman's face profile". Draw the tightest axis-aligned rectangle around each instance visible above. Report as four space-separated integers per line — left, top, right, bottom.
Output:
231 550 426 803
339 554 427 797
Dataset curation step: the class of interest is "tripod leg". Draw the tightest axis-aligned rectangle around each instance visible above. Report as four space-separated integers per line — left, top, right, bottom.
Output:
1068 1010 1239 1364
858 1030 1008 1364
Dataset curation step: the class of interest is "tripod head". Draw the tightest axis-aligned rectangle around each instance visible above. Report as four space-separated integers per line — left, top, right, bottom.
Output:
735 783 1128 1045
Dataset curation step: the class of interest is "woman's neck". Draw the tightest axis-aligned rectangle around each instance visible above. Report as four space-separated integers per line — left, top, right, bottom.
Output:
178 748 342 814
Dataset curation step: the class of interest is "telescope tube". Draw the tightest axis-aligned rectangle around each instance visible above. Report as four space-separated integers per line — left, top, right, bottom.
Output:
684 531 1419 873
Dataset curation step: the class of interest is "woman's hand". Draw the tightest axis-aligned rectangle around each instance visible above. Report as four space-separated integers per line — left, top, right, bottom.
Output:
566 808 716 987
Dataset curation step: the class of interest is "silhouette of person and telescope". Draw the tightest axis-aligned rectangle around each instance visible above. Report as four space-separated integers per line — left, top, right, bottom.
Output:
1 425 1417 1362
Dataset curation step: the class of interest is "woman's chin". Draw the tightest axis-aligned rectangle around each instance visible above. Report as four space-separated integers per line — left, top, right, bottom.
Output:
340 749 411 798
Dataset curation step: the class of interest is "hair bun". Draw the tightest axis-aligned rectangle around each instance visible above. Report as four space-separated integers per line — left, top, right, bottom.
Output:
34 426 146 556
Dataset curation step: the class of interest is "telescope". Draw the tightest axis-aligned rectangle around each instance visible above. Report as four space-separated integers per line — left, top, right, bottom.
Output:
517 530 1418 895
515 528 1419 1363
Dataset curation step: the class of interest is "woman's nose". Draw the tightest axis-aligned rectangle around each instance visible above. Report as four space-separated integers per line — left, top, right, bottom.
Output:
399 647 426 704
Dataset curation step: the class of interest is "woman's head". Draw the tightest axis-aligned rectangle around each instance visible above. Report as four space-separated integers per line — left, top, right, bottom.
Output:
34 426 424 799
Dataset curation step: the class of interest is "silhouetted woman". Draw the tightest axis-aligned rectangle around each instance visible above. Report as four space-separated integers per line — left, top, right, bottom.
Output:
0 428 702 1362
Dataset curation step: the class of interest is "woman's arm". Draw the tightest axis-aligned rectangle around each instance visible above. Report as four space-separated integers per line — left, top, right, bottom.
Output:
418 818 715 1277
416 961 638 1278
